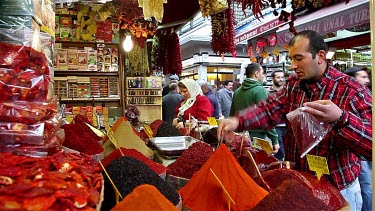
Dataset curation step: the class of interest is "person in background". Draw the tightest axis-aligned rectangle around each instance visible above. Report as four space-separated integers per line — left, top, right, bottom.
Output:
216 80 233 118
344 66 372 211
162 83 183 124
267 69 286 160
162 74 179 97
201 82 220 119
217 30 372 210
173 79 213 129
232 80 241 92
345 66 370 88
230 63 279 154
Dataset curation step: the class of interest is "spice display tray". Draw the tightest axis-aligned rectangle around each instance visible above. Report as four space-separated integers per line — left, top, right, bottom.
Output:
149 136 199 157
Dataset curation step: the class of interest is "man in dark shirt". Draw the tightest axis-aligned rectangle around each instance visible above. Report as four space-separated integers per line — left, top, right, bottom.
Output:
162 74 179 97
162 83 183 124
201 82 219 119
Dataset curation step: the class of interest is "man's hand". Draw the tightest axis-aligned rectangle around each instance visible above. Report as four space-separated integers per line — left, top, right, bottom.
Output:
273 144 280 154
303 100 342 123
217 117 240 140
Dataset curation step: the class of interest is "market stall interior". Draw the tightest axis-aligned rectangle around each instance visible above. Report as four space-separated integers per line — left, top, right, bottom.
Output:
0 0 372 210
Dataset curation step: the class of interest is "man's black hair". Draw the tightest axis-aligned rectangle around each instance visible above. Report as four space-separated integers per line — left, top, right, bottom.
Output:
288 30 328 59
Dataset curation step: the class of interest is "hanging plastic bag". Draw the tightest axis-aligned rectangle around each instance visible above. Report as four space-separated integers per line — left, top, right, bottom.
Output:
286 107 333 158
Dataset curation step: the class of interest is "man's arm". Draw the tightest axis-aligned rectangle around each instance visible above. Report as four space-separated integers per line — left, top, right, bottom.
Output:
304 99 372 160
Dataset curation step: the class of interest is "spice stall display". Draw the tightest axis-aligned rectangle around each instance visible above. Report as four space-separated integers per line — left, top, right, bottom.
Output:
179 144 268 211
103 117 154 157
166 141 213 180
256 168 347 210
101 147 166 176
0 151 103 210
101 156 180 211
251 179 332 211
111 184 179 211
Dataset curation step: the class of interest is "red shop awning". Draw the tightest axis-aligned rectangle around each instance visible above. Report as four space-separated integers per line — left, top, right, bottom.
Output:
276 0 369 45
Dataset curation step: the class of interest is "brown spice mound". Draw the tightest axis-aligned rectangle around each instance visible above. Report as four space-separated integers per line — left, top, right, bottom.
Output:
251 179 332 211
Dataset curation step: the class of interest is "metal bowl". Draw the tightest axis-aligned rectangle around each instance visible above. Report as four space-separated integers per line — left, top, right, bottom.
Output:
166 174 190 191
149 136 199 157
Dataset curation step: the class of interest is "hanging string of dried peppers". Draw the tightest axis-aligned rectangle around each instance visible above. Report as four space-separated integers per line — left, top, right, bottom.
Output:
153 29 182 75
211 0 236 56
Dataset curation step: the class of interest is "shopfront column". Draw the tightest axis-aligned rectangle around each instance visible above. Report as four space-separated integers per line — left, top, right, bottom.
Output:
197 64 208 82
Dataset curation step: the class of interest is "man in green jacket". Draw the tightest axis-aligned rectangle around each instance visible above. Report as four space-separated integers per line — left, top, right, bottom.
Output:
230 63 280 154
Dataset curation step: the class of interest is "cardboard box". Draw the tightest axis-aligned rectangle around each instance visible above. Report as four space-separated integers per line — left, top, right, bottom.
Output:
112 22 119 43
56 49 68 70
68 49 78 70
87 49 97 71
59 16 72 41
55 15 60 39
78 50 88 71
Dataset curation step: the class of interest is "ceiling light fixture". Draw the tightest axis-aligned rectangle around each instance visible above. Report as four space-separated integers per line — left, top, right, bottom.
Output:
123 33 133 52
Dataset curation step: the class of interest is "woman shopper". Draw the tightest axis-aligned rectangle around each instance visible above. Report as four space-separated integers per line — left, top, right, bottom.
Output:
173 79 213 129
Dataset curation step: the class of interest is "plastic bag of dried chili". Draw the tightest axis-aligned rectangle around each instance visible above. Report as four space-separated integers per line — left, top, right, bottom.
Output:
286 107 333 158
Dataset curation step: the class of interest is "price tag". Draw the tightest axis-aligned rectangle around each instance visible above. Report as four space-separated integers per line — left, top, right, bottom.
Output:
306 154 330 180
143 125 153 138
253 137 273 155
207 117 218 126
105 125 118 148
66 115 73 123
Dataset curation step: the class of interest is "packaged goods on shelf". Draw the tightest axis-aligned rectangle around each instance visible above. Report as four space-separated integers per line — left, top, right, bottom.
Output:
78 49 88 70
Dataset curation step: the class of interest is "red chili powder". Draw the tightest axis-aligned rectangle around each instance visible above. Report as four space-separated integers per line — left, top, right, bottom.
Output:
101 147 166 175
62 123 103 155
166 141 213 179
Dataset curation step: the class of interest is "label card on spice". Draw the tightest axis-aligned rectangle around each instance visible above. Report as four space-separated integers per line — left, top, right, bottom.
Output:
106 125 118 148
253 137 273 155
306 154 330 180
143 125 153 138
207 117 218 126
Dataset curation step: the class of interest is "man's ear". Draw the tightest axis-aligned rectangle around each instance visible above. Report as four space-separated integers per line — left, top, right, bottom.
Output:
317 50 326 63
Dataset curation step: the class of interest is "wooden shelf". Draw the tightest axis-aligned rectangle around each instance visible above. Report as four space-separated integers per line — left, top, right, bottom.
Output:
126 95 162 97
59 97 120 102
56 41 119 47
129 104 162 106
127 87 162 90
54 70 119 76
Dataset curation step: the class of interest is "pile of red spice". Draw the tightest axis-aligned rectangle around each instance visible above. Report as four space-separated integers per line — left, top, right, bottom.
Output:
101 147 166 175
73 115 102 142
139 119 164 139
251 179 331 211
61 123 103 155
167 141 213 179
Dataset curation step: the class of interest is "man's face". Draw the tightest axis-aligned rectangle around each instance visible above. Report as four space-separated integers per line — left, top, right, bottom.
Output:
288 37 324 81
255 68 265 83
225 82 233 91
354 70 370 87
273 72 285 87
201 85 207 94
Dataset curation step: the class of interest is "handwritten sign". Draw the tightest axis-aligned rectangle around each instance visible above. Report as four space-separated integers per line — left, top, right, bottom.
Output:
306 154 330 180
207 117 218 126
105 125 118 148
253 137 273 155
143 125 153 138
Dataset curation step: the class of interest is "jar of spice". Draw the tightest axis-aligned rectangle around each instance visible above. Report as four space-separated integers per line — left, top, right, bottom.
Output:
137 78 142 88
